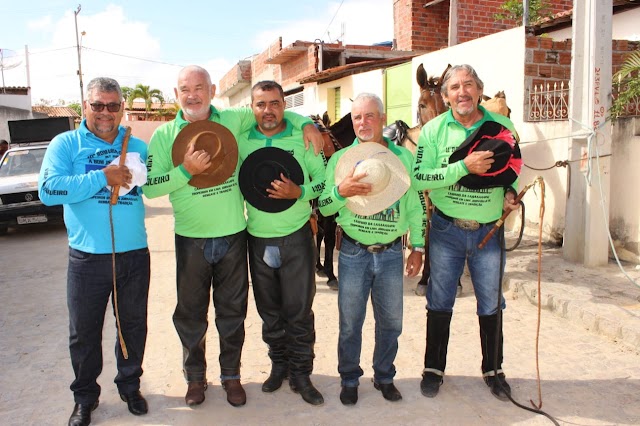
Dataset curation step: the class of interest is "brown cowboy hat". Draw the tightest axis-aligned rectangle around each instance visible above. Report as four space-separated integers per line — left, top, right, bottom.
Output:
171 121 238 188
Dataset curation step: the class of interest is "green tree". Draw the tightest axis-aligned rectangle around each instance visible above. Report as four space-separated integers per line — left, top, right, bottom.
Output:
129 84 165 120
610 50 640 122
494 0 552 24
121 86 134 108
68 102 82 116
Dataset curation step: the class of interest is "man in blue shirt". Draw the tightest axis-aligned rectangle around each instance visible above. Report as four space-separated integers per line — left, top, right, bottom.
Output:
39 77 150 426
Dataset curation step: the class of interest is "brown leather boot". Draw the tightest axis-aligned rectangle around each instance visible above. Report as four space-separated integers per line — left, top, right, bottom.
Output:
185 381 207 406
222 379 247 407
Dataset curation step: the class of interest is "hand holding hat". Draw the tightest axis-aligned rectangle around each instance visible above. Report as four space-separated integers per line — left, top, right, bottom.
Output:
171 121 238 189
182 143 212 176
449 121 522 189
239 147 304 213
334 143 410 216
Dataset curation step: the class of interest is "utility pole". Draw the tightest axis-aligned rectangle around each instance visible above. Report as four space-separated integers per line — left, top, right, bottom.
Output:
564 0 613 266
74 4 84 119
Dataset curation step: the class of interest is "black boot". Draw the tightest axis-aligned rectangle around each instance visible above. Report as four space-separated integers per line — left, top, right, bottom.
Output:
479 313 511 401
262 364 289 393
290 376 324 406
420 310 452 398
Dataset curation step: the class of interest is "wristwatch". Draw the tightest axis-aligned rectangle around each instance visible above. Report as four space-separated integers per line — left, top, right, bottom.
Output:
412 247 426 253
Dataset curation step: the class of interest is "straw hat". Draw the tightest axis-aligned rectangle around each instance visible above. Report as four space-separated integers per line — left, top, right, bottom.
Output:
335 142 410 216
171 121 238 188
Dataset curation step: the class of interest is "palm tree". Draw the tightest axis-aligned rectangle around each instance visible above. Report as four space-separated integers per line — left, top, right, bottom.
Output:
129 84 165 120
121 86 134 109
611 51 640 122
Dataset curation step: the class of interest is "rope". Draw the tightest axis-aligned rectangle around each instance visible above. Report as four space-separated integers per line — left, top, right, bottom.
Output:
530 178 546 410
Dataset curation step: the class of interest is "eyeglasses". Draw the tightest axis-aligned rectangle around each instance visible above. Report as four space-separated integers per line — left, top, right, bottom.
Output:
89 102 122 112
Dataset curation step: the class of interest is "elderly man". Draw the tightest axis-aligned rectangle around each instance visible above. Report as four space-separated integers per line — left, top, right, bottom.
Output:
39 77 150 426
319 93 425 406
411 64 520 400
143 66 323 408
238 80 326 405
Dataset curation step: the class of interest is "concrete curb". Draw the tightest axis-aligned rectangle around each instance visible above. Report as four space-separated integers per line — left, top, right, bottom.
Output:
505 276 640 351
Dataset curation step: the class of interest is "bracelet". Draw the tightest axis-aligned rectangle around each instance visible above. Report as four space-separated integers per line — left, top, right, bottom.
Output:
412 247 426 253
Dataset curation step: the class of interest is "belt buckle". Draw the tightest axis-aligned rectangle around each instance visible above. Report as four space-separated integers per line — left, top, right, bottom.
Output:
453 218 480 231
367 245 384 254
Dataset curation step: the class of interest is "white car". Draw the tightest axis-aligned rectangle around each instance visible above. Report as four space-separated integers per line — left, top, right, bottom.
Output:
0 143 63 234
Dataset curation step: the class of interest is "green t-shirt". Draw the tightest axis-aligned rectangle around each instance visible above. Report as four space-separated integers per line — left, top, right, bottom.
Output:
318 138 426 248
238 119 327 238
411 106 519 223
143 106 312 238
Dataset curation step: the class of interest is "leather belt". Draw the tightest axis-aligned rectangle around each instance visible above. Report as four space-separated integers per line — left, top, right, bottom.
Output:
342 233 401 254
434 208 495 232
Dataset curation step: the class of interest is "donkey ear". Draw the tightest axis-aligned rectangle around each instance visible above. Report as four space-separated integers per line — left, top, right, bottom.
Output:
416 64 428 89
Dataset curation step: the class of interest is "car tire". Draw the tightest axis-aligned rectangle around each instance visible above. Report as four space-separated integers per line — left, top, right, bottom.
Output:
0 225 8 235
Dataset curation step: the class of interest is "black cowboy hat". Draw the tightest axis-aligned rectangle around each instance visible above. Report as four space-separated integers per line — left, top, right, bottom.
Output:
239 147 304 213
449 121 522 189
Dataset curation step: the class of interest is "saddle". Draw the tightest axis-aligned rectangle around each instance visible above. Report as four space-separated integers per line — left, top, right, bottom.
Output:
383 120 411 146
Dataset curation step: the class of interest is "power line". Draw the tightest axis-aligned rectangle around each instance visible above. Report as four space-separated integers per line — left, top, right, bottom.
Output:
83 47 185 67
320 0 345 42
14 46 184 68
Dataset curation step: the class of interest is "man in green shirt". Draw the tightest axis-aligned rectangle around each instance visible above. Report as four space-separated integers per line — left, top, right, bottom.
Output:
238 81 326 406
319 93 425 406
143 66 322 408
411 64 519 401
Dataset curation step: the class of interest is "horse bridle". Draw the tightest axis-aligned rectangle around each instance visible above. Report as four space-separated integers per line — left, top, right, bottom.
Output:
421 84 445 117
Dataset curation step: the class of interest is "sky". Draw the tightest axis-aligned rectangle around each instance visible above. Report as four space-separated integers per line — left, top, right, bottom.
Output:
1 0 394 105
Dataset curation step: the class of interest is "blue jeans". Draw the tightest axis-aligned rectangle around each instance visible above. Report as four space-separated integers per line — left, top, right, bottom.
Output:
173 231 249 382
427 212 505 316
337 237 404 387
67 247 150 405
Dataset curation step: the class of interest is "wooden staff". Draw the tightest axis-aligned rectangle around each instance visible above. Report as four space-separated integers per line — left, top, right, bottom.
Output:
477 177 541 249
110 126 132 205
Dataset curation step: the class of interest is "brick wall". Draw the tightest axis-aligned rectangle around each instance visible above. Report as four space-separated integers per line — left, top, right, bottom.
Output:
525 35 640 89
252 38 284 82
218 60 251 94
394 0 573 51
281 45 318 90
394 0 448 52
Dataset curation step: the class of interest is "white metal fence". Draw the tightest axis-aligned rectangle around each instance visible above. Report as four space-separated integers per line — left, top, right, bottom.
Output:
527 82 569 122
527 81 640 122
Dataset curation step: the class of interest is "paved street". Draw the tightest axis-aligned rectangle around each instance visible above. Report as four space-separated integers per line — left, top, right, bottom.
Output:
1 195 639 425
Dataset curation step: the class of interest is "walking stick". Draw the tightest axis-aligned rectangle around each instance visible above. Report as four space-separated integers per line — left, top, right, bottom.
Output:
477 176 543 249
110 127 132 205
109 126 132 358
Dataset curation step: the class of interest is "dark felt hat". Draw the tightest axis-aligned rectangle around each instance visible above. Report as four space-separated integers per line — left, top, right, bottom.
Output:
239 147 304 213
171 121 238 189
449 121 522 189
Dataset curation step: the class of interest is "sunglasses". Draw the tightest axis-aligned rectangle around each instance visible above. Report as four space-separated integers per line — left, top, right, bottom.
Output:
89 102 122 112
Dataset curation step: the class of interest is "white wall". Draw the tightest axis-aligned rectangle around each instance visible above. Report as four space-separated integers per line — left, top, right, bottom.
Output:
0 92 32 111
411 27 526 129
307 70 385 119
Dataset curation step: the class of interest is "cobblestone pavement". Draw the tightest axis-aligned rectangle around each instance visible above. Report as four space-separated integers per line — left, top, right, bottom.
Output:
1 196 639 425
